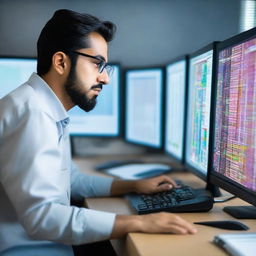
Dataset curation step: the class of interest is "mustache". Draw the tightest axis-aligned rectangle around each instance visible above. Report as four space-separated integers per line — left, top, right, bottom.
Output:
91 84 103 90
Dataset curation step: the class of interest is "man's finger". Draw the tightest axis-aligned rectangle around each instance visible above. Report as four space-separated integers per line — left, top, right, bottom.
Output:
156 183 173 192
157 176 177 187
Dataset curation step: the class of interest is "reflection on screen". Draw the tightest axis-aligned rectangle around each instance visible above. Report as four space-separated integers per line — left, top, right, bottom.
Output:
214 38 256 191
186 50 213 175
0 58 37 98
165 60 186 160
125 69 163 148
68 65 120 136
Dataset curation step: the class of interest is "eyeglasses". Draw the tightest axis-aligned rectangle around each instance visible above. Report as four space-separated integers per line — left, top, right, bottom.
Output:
71 51 114 77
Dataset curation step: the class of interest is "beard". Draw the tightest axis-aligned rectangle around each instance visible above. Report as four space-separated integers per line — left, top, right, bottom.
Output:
64 65 102 112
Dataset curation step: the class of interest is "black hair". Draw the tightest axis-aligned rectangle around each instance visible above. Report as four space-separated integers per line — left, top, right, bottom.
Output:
37 9 116 75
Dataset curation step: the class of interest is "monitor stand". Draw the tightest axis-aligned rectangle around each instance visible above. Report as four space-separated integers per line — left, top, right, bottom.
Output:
206 183 236 202
206 183 222 197
223 206 256 219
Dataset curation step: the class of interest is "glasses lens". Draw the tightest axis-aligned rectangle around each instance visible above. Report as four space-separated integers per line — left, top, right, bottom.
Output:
98 61 105 73
104 65 114 77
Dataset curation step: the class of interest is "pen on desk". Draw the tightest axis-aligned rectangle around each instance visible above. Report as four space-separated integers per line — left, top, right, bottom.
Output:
213 236 240 256
213 236 224 247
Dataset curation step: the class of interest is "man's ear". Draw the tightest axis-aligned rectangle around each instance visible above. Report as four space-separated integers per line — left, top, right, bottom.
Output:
52 51 69 75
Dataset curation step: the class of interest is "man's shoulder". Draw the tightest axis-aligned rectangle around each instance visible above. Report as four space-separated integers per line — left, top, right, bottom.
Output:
0 83 52 126
0 83 36 108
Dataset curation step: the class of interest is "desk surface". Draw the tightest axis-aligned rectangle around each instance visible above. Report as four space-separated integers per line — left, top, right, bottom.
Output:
74 156 256 256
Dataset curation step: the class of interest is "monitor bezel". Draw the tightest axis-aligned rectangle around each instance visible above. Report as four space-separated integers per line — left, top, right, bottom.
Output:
164 55 189 164
124 66 165 150
0 55 36 60
69 63 122 138
184 42 218 182
208 27 256 206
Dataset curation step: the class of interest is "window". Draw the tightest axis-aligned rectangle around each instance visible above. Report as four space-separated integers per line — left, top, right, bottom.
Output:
240 0 256 32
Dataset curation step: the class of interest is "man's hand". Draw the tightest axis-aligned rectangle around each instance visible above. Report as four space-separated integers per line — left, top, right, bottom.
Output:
111 212 197 238
133 175 177 194
110 175 177 196
137 212 197 234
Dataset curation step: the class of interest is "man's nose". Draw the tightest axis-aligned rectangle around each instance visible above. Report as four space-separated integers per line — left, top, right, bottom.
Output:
97 69 110 84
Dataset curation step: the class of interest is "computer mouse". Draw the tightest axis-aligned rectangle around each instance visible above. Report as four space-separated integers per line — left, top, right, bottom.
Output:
194 220 249 230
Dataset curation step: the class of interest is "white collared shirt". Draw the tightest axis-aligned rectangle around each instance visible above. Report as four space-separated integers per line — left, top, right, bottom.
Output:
0 73 116 255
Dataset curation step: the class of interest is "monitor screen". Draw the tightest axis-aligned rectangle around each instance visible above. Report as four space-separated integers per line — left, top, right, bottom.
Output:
125 68 163 148
185 45 215 179
210 27 256 209
68 65 120 136
0 57 37 98
165 58 187 161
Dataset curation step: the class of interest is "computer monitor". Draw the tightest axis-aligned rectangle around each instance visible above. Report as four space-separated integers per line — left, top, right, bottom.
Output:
164 56 188 162
0 56 37 98
185 43 218 182
209 27 256 218
68 64 120 136
125 68 164 148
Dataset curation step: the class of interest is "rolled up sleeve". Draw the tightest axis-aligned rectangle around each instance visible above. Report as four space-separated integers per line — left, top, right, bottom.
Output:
70 162 114 200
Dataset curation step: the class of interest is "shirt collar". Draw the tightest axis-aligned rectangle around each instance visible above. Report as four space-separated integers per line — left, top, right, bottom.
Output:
27 72 69 123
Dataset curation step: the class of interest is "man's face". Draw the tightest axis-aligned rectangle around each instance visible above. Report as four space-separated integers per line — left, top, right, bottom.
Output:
65 32 110 112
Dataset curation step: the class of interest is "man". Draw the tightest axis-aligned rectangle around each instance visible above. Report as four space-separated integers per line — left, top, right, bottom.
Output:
0 9 197 256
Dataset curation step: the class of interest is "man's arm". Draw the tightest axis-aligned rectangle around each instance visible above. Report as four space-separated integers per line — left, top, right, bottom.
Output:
70 161 114 200
110 175 177 196
111 213 197 237
109 176 199 235
70 163 176 199
0 109 116 244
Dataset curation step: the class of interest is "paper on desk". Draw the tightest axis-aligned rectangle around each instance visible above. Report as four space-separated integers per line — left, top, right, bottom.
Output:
104 163 170 180
213 233 256 256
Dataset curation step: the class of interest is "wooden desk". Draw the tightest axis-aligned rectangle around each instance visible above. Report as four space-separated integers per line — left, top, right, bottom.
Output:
74 157 256 256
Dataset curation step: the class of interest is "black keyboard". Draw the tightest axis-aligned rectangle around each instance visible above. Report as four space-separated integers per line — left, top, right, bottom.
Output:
127 185 214 214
